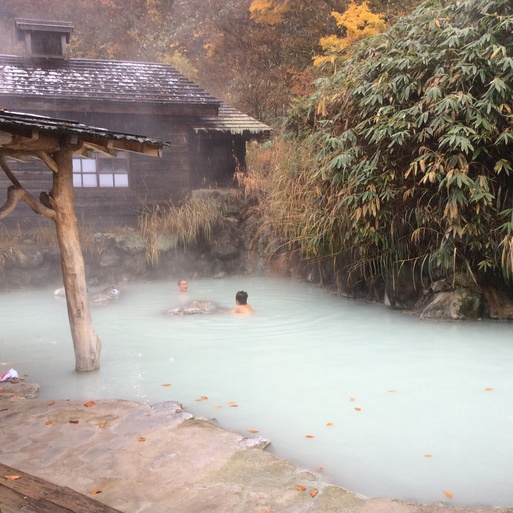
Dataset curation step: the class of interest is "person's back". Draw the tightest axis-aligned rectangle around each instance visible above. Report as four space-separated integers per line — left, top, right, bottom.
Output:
230 290 253 314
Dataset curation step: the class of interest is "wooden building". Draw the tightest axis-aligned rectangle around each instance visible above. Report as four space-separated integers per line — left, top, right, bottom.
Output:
0 19 272 226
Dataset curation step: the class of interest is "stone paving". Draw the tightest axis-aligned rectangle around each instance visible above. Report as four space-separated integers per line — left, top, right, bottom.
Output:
0 382 511 513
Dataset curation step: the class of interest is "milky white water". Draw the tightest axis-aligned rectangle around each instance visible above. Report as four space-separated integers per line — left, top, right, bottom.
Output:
1 276 512 507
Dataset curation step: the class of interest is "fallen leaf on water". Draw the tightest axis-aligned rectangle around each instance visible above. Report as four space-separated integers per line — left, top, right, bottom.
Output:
349 397 356 402
161 383 172 387
89 489 102 494
485 387 494 391
98 423 106 428
68 419 79 424
387 389 396 393
227 401 237 405
326 422 334 426
84 400 96 408
444 490 453 499
230 404 239 408
247 429 259 433
294 485 306 491
310 489 319 497
214 405 222 408
354 407 362 411
316 467 324 471
138 437 146 442
45 420 53 425
200 396 208 400
47 401 55 406
4 475 21 481
424 454 432 458
305 435 314 438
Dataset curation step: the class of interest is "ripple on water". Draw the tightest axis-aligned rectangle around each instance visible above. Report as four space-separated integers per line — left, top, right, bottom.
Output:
1 276 513 508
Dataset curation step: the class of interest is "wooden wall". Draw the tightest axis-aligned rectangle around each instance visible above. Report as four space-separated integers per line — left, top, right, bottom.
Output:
0 109 240 228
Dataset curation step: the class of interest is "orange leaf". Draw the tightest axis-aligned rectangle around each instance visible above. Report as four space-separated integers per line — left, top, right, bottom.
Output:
434 18 441 28
227 401 237 405
68 419 79 424
387 389 396 393
485 387 494 391
326 422 333 426
84 400 96 408
354 407 362 411
247 429 259 433
98 423 106 428
45 420 53 425
138 437 146 442
424 454 432 458
161 383 172 387
316 467 324 471
294 485 306 491
230 404 239 408
200 396 208 400
264 510 275 513
47 401 55 406
305 435 314 438
89 489 102 494
310 489 319 497
214 405 222 408
444 490 453 499
4 475 21 481
349 397 356 402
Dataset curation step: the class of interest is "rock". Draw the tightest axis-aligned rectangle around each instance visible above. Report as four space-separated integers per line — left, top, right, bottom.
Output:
165 300 222 315
420 288 483 320
210 243 240 261
89 286 121 305
0 381 40 400
238 436 271 450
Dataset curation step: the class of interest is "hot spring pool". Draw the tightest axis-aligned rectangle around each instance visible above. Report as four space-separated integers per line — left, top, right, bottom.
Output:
1 276 512 507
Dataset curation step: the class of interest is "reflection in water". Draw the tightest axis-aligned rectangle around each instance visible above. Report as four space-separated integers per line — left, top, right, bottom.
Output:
1 276 512 507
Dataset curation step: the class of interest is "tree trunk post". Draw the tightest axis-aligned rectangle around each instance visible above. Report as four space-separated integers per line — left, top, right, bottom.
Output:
52 144 101 371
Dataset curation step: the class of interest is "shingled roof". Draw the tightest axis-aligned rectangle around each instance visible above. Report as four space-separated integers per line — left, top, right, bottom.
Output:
0 55 219 109
0 55 272 137
191 102 272 139
0 108 165 157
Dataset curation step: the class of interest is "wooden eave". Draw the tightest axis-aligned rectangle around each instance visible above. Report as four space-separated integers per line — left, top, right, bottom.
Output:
0 110 166 160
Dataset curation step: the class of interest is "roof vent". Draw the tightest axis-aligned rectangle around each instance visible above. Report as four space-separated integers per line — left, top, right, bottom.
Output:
15 18 74 59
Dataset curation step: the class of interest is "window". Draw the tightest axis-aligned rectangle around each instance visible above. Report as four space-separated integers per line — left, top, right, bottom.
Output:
72 152 129 188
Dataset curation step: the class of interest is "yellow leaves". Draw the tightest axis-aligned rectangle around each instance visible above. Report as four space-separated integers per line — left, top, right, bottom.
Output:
250 0 291 25
444 490 453 499
315 1 386 65
424 454 432 458
326 422 334 427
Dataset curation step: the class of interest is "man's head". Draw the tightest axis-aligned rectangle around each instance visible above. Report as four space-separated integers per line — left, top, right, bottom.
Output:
235 290 248 305
178 279 188 293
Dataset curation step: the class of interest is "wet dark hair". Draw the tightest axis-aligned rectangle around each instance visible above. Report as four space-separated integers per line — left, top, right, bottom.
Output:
235 290 248 305
178 279 187 286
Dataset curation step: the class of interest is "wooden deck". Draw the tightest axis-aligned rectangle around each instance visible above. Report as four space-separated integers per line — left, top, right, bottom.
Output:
0 463 122 513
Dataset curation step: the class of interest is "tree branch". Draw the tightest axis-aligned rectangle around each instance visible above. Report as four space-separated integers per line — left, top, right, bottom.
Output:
0 185 56 220
0 156 23 188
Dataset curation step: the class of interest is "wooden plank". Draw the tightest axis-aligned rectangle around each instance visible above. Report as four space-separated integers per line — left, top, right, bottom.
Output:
0 481 35 510
0 464 122 513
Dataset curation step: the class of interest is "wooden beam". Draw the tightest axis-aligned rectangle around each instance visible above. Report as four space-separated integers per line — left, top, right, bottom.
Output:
36 151 59 173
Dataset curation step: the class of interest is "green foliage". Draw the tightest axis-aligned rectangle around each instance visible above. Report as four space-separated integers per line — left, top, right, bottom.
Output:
276 0 513 286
